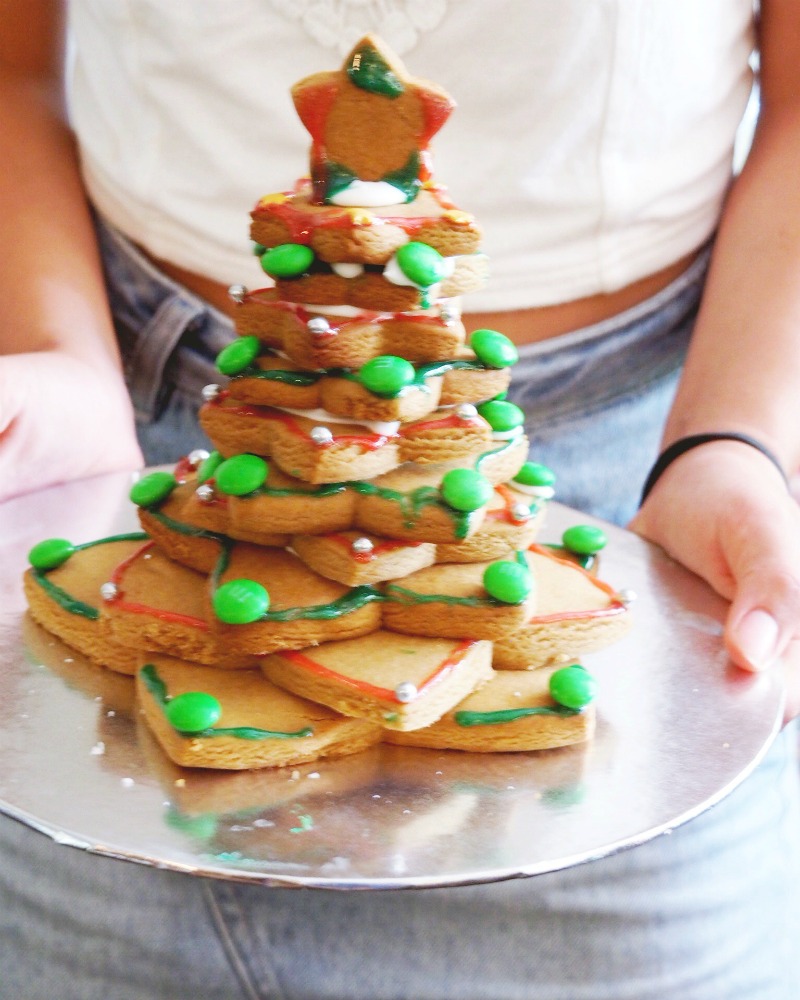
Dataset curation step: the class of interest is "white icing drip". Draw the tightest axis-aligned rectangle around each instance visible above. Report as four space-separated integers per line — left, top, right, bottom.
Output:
279 406 401 437
490 427 524 442
329 180 409 207
512 482 556 500
331 262 365 278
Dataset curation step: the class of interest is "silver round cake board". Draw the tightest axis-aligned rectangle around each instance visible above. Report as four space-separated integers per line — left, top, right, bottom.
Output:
0 468 784 889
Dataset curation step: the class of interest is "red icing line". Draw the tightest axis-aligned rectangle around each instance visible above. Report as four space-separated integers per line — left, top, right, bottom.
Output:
107 541 209 630
242 290 452 333
401 413 485 435
280 639 476 704
525 543 627 623
486 484 519 523
326 533 424 563
207 394 396 451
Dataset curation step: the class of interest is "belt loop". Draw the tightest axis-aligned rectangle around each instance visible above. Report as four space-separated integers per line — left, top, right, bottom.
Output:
127 294 206 422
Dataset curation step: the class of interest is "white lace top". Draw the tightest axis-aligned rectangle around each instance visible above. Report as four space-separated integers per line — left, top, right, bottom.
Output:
67 0 755 310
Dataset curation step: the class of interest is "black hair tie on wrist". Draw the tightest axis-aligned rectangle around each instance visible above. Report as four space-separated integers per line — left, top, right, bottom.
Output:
639 432 789 506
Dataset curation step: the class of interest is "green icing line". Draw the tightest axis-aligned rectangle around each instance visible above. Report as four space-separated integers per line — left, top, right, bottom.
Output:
348 481 475 539
140 664 313 740
544 544 597 572
210 543 384 622
384 583 488 608
231 367 321 387
146 508 227 542
455 705 581 727
31 531 150 619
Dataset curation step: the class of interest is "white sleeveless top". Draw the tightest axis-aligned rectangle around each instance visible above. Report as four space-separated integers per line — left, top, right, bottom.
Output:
67 0 755 311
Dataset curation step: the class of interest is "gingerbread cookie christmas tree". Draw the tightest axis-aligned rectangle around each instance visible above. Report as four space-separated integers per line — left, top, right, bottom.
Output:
24 37 633 770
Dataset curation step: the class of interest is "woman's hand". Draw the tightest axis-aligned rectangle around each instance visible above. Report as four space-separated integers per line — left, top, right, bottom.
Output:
0 350 142 503
630 440 800 722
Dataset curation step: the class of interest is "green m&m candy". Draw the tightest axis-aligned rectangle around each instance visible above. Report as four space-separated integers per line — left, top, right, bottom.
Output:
215 336 261 376
440 468 493 512
214 455 268 496
477 400 524 433
164 691 222 733
470 329 519 369
212 578 270 624
483 560 534 604
28 537 75 571
549 664 597 710
395 242 446 288
260 243 315 279
359 355 415 396
562 524 607 556
197 450 223 484
514 461 556 488
129 471 177 508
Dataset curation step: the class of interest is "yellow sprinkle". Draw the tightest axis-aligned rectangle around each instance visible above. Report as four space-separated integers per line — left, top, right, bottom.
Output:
443 209 474 226
348 209 375 226
259 192 288 206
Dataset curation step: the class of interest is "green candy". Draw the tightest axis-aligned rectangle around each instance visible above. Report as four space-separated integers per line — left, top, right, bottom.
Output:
260 243 315 279
164 691 222 733
470 329 519 369
28 537 75 571
395 242 446 288
197 450 223 484
216 336 261 376
562 524 607 556
129 471 177 508
514 461 556 488
477 400 524 432
359 355 415 396
549 665 597 710
213 578 270 624
440 468 493 512
483 560 534 604
252 242 266 256
214 455 268 496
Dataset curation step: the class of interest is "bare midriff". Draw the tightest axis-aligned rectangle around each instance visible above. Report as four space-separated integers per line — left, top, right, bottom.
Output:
150 248 699 346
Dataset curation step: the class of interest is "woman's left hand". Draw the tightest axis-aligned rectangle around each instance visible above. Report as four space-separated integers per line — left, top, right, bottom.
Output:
630 439 800 723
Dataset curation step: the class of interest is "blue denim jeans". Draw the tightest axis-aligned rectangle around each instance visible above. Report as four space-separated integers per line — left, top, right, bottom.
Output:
1 221 798 1000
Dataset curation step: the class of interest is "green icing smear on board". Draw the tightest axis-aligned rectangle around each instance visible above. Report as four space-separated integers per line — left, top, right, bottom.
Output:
455 705 581 727
31 532 150 620
140 664 313 740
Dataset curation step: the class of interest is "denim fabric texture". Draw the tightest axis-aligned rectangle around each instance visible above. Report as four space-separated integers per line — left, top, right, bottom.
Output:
1 220 798 1000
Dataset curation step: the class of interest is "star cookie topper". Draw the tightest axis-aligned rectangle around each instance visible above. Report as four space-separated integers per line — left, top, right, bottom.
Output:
291 34 456 207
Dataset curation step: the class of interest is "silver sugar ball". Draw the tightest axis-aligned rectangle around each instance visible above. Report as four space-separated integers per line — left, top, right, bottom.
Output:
511 502 531 522
351 537 374 555
617 588 638 606
307 316 331 336
100 582 118 601
201 383 220 402
310 426 334 445
196 484 215 503
228 284 248 303
394 681 418 704
187 448 210 468
456 403 478 420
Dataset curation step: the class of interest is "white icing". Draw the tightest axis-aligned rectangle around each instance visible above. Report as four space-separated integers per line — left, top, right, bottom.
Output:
331 262 365 278
382 253 456 301
490 427 524 442
279 406 401 437
329 179 410 207
511 482 556 500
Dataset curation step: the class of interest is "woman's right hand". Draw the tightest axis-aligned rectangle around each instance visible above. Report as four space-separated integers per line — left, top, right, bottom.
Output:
0 349 143 503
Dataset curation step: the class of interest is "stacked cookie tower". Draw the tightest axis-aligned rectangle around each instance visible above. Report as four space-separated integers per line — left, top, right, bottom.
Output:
24 38 632 771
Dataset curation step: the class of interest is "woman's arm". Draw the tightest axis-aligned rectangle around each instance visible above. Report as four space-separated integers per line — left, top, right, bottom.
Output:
0 0 142 501
632 0 800 715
